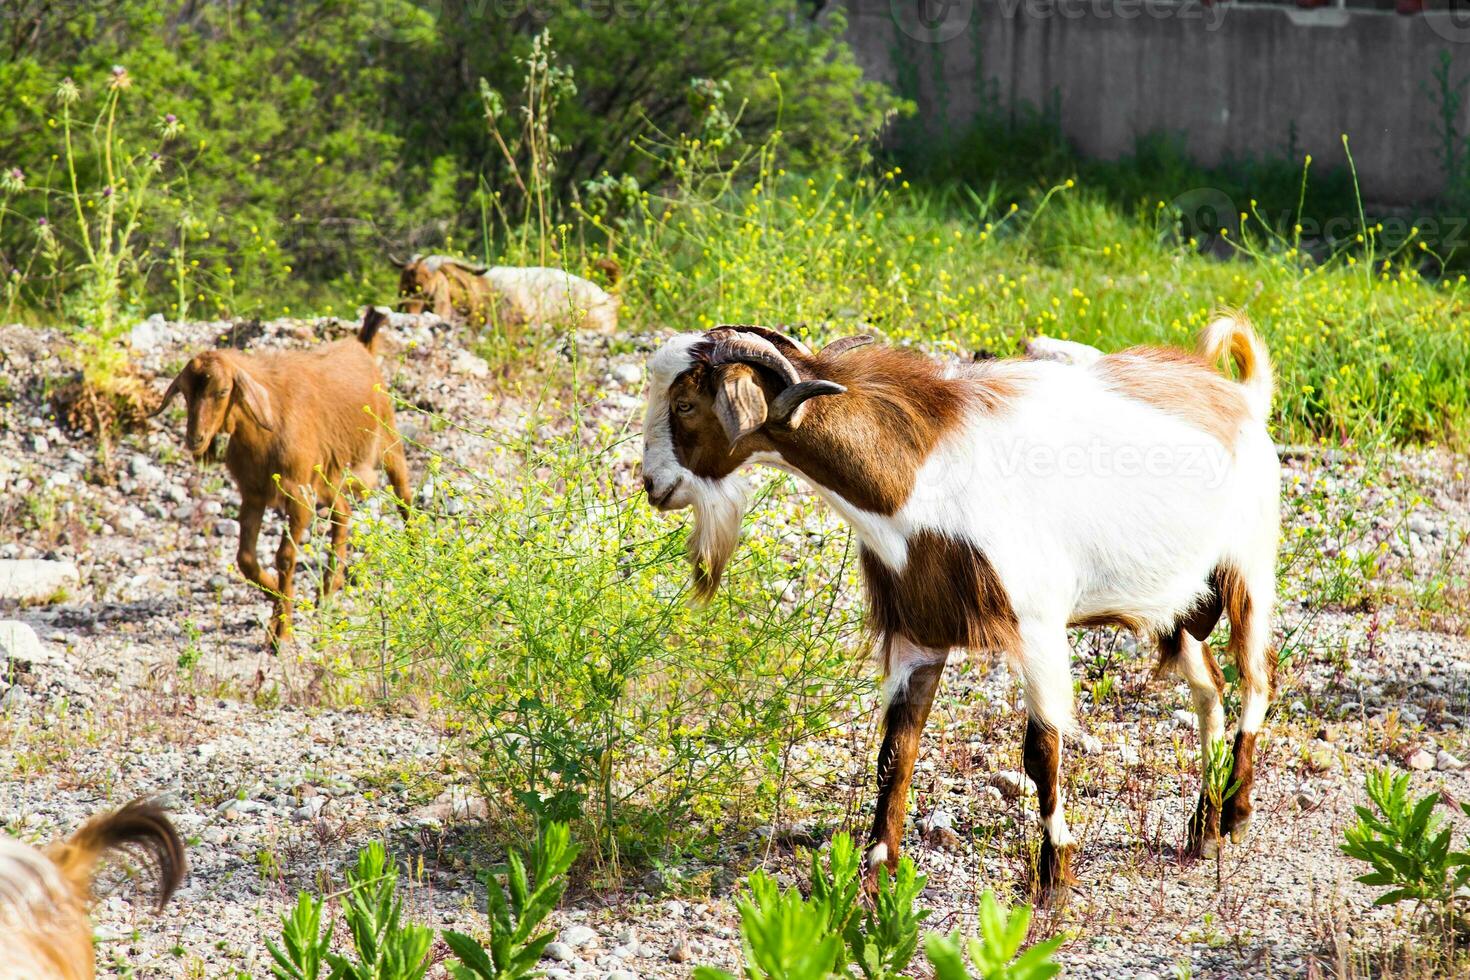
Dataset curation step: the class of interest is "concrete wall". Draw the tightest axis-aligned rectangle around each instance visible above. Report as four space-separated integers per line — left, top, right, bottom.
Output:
845 0 1470 203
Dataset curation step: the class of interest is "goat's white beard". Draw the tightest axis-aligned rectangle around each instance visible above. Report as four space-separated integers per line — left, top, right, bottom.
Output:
687 475 750 603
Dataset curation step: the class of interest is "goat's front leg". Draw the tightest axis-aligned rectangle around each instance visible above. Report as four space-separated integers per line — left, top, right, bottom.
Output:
1020 624 1078 903
236 496 278 594
268 497 311 647
322 495 351 598
865 638 948 886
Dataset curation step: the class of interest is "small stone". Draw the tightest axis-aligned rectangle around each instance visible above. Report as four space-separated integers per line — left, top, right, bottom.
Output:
668 939 692 963
451 349 490 379
1295 784 1322 811
1406 748 1436 771
214 518 241 538
544 942 575 962
0 621 47 665
604 972 637 980
561 925 598 948
1171 709 1198 731
1437 750 1465 772
1306 742 1336 773
1078 733 1103 755
610 363 642 388
293 796 327 821
1118 743 1141 767
989 770 1033 799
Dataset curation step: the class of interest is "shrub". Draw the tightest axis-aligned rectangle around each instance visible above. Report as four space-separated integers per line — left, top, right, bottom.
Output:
266 842 433 980
338 404 866 861
443 822 580 980
693 832 1063 980
1341 768 1470 934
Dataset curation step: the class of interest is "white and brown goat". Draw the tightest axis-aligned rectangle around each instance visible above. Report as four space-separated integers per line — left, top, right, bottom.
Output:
639 319 1279 897
153 309 412 646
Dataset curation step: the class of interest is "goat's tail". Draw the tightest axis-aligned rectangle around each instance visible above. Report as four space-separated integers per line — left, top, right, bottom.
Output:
1198 310 1273 420
359 306 390 351
44 799 186 912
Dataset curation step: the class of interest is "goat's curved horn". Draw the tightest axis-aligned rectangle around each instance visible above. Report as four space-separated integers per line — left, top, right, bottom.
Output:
149 374 185 418
822 335 872 357
721 324 812 357
388 252 407 268
706 328 802 387
769 380 845 427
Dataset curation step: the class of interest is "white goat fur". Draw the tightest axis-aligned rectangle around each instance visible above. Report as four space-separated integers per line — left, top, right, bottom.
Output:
642 318 1279 740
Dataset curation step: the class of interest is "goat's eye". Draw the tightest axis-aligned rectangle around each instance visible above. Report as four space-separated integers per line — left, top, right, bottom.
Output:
674 400 695 416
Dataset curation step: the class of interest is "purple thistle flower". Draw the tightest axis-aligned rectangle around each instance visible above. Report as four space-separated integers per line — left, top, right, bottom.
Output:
36 217 47 226
111 65 125 76
165 113 177 123
102 186 114 198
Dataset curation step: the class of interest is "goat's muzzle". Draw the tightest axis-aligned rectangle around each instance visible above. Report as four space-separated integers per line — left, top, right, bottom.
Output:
644 473 683 511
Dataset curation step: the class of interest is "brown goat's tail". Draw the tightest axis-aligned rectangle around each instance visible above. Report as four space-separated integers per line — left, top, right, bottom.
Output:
44 799 186 912
359 306 390 351
1198 310 1273 421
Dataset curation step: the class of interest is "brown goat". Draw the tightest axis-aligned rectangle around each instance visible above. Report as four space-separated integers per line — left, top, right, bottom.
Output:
397 255 496 326
1 799 185 980
154 309 412 646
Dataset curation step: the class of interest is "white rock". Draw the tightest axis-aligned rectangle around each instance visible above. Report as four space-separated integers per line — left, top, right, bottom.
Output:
544 942 575 962
1171 709 1198 731
604 972 637 980
1077 733 1103 755
1406 748 1436 771
130 313 169 350
561 925 598 948
450 349 490 379
1437 750 1465 771
0 559 80 603
0 621 46 664
1118 744 1141 767
610 363 642 388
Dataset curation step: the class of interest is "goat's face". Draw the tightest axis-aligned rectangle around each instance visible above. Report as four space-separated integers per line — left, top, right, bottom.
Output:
641 328 845 598
397 262 439 315
154 351 275 459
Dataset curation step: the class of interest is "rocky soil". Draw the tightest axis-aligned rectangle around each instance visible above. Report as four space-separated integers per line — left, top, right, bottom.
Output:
1 315 1468 978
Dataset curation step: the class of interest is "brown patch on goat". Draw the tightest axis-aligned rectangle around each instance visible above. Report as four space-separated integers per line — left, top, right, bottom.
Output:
668 341 1020 515
1221 730 1258 837
860 531 1021 661
4 800 185 980
155 312 412 646
1095 346 1250 451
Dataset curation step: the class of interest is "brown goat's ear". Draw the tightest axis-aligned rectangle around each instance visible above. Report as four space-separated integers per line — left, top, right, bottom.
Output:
713 364 768 446
150 372 186 418
231 366 276 431
769 379 845 430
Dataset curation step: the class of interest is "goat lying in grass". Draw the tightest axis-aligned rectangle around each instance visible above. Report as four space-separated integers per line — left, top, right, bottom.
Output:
154 309 412 646
639 319 1279 899
396 254 620 334
1 800 184 980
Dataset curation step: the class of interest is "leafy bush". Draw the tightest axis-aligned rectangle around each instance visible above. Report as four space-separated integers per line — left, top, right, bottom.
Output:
268 825 579 980
339 408 865 859
693 832 1062 980
267 842 433 980
1341 768 1470 930
444 822 580 980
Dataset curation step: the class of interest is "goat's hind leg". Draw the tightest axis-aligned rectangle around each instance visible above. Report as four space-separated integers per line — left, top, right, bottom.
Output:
322 495 350 598
1219 566 1274 845
268 497 311 648
1159 628 1227 857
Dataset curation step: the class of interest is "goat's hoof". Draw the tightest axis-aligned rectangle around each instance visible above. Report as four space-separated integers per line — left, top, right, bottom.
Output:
1227 813 1252 845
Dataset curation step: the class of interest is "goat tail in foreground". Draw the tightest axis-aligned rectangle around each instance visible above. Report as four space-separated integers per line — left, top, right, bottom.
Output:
1197 310 1273 420
46 799 187 912
358 306 390 351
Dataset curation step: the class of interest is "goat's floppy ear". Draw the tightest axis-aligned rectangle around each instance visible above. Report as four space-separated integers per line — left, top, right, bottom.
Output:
713 364 768 445
150 372 186 418
768 379 845 430
231 366 276 431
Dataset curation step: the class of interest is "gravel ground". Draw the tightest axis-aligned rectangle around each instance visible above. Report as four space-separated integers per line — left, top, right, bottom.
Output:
1 316 1468 978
